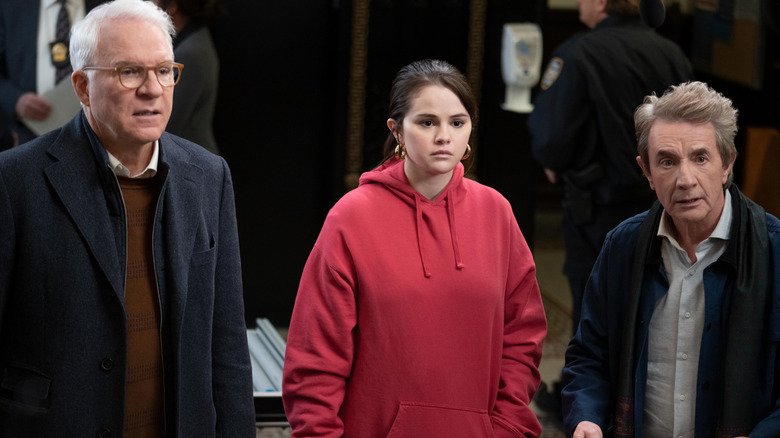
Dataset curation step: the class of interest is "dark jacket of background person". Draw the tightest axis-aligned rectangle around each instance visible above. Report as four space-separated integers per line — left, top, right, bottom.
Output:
0 113 255 437
157 0 223 155
527 13 693 329
168 21 220 154
0 0 102 147
529 14 692 206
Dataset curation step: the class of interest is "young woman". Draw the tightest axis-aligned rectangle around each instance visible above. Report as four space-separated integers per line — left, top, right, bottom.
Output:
282 59 546 438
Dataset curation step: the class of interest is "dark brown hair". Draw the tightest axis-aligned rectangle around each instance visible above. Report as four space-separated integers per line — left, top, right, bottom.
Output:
383 59 478 157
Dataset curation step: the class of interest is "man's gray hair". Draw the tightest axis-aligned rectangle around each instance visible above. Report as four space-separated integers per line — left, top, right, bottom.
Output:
634 81 739 184
70 0 175 71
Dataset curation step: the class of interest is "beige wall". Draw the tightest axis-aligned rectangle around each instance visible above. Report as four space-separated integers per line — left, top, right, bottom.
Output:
548 0 577 9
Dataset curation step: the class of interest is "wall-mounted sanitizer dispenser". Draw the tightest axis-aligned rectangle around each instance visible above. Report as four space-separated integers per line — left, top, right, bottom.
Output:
501 23 543 114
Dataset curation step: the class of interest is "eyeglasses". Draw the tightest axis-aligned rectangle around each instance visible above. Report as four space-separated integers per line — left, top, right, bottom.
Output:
82 62 184 89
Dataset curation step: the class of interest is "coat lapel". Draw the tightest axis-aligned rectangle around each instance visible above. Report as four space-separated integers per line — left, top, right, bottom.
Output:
43 117 125 302
157 135 204 335
43 123 207 336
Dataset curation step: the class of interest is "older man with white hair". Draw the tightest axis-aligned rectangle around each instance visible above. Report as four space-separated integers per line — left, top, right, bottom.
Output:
0 0 255 436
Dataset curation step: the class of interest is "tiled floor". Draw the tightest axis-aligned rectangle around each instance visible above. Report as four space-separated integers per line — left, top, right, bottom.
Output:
530 207 571 437
258 206 572 437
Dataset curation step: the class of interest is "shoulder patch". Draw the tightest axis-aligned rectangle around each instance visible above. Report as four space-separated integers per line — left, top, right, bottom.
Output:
540 57 564 90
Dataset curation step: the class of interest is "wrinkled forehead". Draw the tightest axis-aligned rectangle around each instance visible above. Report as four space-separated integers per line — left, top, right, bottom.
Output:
647 120 719 156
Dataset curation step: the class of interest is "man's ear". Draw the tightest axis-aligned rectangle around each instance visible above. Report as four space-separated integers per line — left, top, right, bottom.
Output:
72 71 90 107
636 155 655 190
722 153 736 185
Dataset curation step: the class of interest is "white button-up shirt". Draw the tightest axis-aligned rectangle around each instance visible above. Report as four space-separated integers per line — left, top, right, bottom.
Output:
643 190 732 438
106 141 160 179
36 0 85 94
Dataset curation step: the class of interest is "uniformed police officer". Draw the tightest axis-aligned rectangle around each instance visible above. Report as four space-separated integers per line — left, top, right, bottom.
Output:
527 0 693 413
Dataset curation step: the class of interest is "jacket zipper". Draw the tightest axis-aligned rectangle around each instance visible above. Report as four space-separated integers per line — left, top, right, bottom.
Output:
110 169 169 434
151 173 168 435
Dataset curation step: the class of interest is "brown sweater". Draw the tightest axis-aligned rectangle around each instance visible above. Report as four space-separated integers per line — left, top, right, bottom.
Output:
119 176 164 437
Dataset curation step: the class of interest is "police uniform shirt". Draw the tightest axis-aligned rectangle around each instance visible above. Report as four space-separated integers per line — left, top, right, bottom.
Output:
36 0 85 95
527 14 693 205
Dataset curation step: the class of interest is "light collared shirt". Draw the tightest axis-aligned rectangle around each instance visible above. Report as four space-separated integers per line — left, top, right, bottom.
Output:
644 190 732 438
36 0 85 94
106 141 160 179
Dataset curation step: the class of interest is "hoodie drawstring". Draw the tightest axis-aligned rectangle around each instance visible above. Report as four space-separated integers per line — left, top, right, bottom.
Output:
414 195 432 278
413 192 464 278
447 191 464 270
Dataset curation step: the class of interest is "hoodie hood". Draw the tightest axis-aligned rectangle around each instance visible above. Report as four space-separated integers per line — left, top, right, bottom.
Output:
358 158 465 277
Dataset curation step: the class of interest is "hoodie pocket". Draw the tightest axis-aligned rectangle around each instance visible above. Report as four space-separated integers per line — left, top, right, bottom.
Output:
385 402 496 438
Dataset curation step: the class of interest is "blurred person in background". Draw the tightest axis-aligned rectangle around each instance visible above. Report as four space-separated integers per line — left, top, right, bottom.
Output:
0 0 104 149
155 0 223 154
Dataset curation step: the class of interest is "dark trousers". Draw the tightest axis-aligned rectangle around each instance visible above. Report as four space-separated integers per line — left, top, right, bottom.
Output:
562 197 654 335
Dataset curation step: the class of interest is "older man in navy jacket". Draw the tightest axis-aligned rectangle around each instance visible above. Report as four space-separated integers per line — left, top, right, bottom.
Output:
0 0 255 436
562 81 780 437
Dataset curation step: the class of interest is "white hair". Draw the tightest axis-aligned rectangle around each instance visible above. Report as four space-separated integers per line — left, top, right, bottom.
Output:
69 0 176 71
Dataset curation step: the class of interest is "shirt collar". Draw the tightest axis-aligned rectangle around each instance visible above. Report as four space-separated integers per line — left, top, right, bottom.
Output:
106 141 160 179
44 0 65 9
658 189 733 244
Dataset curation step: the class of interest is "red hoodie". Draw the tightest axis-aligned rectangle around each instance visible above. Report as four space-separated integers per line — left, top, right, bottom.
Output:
282 159 546 437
